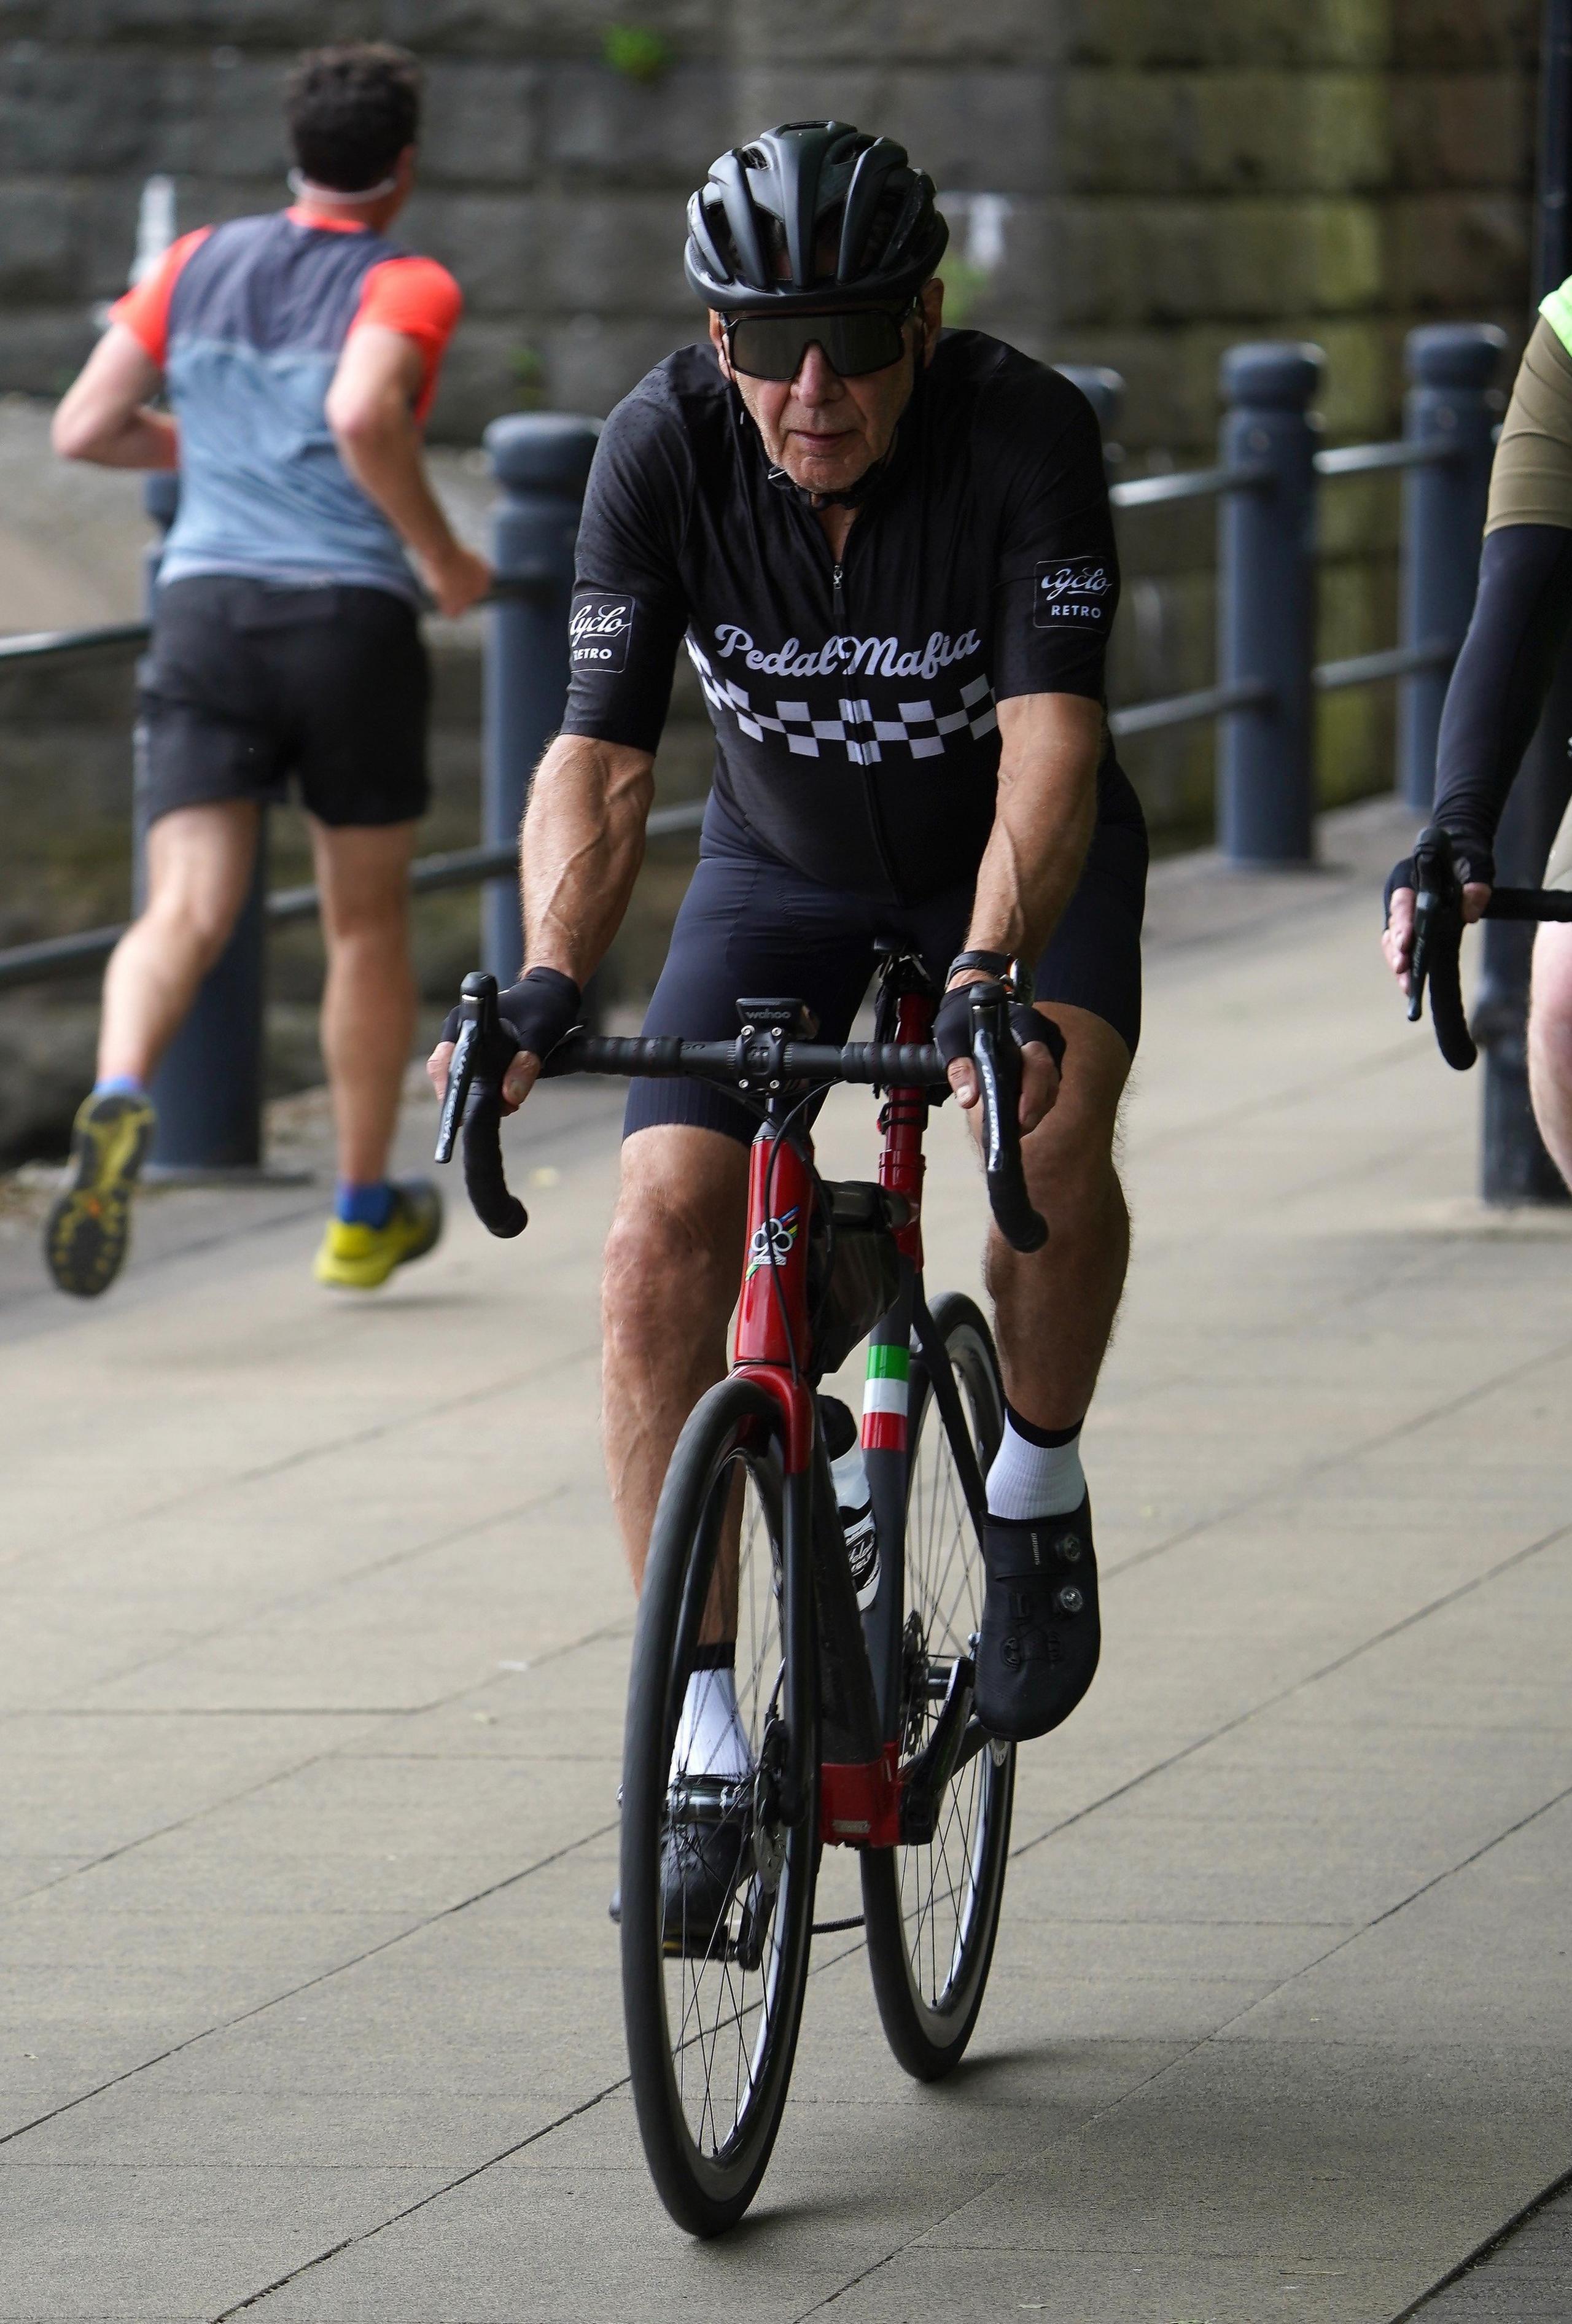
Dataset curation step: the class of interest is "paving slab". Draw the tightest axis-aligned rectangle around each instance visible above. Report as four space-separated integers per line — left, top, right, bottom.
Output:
5 799 1572 2320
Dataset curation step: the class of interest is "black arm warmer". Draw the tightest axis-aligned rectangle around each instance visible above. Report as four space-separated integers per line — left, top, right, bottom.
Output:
1431 522 1572 886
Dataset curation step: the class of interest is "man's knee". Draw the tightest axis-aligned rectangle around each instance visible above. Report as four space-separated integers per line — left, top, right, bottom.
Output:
602 1132 745 1345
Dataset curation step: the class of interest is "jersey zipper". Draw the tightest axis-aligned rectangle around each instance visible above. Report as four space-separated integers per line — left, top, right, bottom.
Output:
826 540 901 899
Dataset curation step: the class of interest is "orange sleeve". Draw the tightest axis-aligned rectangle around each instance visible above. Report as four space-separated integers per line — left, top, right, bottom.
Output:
107 228 213 369
351 256 464 422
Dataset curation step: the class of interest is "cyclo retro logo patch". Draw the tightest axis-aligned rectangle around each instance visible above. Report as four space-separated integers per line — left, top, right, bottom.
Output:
569 593 634 672
745 1207 800 1280
1033 559 1114 630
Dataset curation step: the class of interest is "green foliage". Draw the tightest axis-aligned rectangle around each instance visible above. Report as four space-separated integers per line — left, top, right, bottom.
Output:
938 257 990 328
507 344 547 409
603 25 672 84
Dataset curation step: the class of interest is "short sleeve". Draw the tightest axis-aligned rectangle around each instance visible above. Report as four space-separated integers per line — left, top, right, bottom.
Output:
107 228 213 368
1486 317 1572 535
989 381 1119 704
352 255 463 422
559 385 693 756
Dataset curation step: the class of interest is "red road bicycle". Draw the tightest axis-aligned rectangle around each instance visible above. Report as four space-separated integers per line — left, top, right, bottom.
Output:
437 946 1046 2234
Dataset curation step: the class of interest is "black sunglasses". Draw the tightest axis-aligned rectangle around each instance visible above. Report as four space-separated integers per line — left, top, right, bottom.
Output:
722 303 917 383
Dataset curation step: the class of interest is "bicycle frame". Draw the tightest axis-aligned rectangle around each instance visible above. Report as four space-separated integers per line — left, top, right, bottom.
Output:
726 976 990 1856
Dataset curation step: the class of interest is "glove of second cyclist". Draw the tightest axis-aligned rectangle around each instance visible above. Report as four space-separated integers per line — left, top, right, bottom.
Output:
933 982 1066 1075
439 966 582 1073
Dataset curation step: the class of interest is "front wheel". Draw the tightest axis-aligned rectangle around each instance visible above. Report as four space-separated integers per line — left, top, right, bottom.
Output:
620 1375 819 2235
862 1292 1014 2080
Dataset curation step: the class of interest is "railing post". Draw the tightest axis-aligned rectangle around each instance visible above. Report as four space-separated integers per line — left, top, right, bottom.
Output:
1397 323 1505 811
1216 341 1323 865
481 413 600 984
140 473 270 1176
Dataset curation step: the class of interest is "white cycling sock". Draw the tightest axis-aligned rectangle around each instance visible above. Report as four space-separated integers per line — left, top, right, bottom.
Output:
673 1661 752 1781
986 1408 1086 1521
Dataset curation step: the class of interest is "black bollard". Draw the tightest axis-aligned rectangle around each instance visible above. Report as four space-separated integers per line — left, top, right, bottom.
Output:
140 473 270 1176
1216 343 1323 866
1397 324 1504 812
481 414 601 985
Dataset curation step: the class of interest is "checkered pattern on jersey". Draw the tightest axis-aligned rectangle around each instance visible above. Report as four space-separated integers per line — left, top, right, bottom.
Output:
686 639 998 765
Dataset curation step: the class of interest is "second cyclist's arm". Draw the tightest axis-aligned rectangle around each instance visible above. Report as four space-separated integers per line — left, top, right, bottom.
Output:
1431 314 1572 885
957 693 1102 975
521 734 656 987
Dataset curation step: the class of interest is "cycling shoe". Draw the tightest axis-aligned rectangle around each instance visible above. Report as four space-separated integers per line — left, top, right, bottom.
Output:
609 1792 753 1957
974 1494 1100 1741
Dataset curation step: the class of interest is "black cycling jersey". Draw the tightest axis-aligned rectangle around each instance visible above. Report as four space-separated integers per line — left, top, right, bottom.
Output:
561 330 1122 904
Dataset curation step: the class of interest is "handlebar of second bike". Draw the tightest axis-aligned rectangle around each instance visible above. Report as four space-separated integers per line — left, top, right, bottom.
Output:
434 971 1049 1254
1405 825 1572 1072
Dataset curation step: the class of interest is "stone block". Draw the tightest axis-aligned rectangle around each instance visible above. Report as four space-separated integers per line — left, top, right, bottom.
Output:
537 190 709 316
0 304 98 398
400 191 544 317
423 318 545 444
1064 71 1390 198
206 56 292 182
418 61 539 188
1391 0 1539 72
1056 0 1388 72
542 311 698 418
56 0 379 41
1054 197 1382 330
379 0 726 60
544 61 731 185
731 0 1065 70
736 64 1054 196
1387 193 1530 314
0 181 86 303
1390 73 1535 193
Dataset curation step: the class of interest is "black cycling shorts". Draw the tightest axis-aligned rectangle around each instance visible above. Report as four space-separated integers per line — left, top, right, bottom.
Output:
625 777 1147 1146
136 575 430 830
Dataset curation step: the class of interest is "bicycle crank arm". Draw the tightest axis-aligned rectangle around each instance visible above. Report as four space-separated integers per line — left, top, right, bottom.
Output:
897 1654 976 1846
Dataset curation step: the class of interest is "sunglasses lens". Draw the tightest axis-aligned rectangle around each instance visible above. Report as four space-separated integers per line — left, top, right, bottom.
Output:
726 309 908 381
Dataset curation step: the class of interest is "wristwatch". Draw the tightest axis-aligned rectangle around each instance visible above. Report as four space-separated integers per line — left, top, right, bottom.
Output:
945 949 1035 1004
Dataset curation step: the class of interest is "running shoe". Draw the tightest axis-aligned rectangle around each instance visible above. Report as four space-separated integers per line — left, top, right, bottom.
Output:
44 1089 157 1299
312 1178 443 1291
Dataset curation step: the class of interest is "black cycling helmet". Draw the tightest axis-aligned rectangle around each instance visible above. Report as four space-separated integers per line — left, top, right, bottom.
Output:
685 120 948 314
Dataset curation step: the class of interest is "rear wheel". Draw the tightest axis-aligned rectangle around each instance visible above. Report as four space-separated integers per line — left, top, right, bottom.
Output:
862 1292 1014 2079
620 1375 819 2234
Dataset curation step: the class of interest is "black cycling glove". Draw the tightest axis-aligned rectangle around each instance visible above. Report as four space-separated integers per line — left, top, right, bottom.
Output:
1384 839 1493 925
934 981 1067 1074
439 966 582 1067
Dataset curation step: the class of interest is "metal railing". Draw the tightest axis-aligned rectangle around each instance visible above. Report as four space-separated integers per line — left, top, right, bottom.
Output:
0 324 1508 1167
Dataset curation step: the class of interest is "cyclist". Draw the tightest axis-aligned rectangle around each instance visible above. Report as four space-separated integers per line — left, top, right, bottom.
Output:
1383 284 1572 1180
431 122 1146 1794
45 42 491 1299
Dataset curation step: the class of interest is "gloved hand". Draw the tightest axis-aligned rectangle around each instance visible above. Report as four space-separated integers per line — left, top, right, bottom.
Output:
432 965 581 1113
933 980 1065 1074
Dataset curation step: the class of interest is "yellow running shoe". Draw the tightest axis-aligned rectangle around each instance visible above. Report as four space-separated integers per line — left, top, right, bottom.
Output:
44 1089 157 1299
313 1178 443 1291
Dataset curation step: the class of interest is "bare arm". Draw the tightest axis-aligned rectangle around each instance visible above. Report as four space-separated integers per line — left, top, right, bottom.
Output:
426 733 655 1107
51 325 177 470
325 324 491 618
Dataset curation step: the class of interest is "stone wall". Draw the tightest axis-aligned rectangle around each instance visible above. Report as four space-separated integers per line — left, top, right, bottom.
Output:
0 2 1541 833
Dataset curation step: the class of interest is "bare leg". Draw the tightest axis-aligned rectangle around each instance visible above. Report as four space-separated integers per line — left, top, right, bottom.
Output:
308 817 420 1186
601 1124 750 1591
982 1003 1133 1431
1528 922 1572 1192
98 802 260 1083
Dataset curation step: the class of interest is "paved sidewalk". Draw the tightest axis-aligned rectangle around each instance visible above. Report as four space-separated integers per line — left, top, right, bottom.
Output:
4 798 1572 2323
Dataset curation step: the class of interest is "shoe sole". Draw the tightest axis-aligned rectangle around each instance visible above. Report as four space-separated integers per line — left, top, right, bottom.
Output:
44 1101 154 1299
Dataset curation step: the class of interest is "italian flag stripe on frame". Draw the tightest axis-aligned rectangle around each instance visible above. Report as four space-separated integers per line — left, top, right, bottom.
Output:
862 1339 909 1452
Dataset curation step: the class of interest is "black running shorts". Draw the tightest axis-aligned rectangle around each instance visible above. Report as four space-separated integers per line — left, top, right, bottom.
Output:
625 778 1148 1146
136 575 430 830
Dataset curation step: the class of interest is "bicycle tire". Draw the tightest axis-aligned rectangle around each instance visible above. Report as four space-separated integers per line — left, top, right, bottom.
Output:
862 1292 1015 2080
620 1374 820 2235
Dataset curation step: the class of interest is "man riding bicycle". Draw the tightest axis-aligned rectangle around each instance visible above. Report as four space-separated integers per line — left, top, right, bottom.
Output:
431 122 1146 1800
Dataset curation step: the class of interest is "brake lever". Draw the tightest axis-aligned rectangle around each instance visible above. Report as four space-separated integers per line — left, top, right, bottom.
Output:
434 970 500 1162
433 970 529 1237
1407 826 1476 1071
968 982 1049 1254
